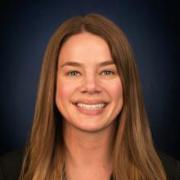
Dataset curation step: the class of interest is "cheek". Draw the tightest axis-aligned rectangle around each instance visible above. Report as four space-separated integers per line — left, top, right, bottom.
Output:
55 79 77 104
108 81 123 97
108 81 123 102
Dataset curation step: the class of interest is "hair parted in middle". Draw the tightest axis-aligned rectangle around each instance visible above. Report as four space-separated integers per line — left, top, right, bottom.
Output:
20 13 166 180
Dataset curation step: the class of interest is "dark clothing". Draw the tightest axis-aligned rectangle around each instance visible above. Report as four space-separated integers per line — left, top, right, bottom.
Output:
159 152 180 180
0 150 23 180
0 150 180 179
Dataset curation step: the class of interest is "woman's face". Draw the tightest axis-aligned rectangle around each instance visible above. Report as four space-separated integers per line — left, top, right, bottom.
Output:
56 32 123 133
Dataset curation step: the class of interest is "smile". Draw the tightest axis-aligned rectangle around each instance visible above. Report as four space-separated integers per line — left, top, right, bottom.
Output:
73 102 108 116
76 103 105 110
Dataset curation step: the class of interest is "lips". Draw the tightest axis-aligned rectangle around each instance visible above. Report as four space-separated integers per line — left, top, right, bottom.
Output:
72 100 108 115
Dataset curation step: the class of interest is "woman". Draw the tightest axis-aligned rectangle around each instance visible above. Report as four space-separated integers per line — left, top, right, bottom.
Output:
0 13 179 180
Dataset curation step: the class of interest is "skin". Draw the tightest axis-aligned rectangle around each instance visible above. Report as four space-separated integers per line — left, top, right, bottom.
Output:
56 32 123 180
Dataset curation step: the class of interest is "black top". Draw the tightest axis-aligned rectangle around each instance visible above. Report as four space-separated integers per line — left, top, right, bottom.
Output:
0 150 180 180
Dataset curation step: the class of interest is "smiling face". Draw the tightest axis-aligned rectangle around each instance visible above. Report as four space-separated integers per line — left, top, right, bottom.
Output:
55 32 123 133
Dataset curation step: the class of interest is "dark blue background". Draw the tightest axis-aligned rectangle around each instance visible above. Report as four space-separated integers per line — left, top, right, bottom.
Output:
1 0 179 160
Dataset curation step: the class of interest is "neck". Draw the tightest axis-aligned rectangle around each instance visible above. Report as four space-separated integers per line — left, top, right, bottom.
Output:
63 122 116 179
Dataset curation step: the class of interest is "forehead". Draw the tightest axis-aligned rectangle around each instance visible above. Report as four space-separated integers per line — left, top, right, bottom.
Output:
58 32 113 65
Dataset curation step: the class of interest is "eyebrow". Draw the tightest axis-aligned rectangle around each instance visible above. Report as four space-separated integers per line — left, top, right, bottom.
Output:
60 60 115 68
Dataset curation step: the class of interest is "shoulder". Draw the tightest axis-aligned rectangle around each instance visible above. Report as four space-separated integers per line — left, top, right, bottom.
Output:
0 150 179 180
158 151 180 179
0 149 24 180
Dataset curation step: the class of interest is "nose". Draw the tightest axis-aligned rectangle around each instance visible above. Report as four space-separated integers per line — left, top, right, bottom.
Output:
80 74 101 94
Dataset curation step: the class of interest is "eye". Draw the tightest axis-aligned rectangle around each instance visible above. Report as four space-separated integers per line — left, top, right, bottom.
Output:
67 71 81 77
101 70 115 76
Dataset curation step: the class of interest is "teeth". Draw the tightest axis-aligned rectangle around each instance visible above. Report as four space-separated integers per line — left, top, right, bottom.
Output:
77 103 105 110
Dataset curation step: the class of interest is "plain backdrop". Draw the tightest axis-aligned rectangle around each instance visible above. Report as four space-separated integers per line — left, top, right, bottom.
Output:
0 0 179 160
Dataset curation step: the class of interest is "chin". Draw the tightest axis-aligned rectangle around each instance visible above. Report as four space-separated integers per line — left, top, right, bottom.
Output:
67 119 115 134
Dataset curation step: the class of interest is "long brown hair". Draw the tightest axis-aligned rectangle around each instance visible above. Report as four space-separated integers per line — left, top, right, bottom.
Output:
20 13 166 179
